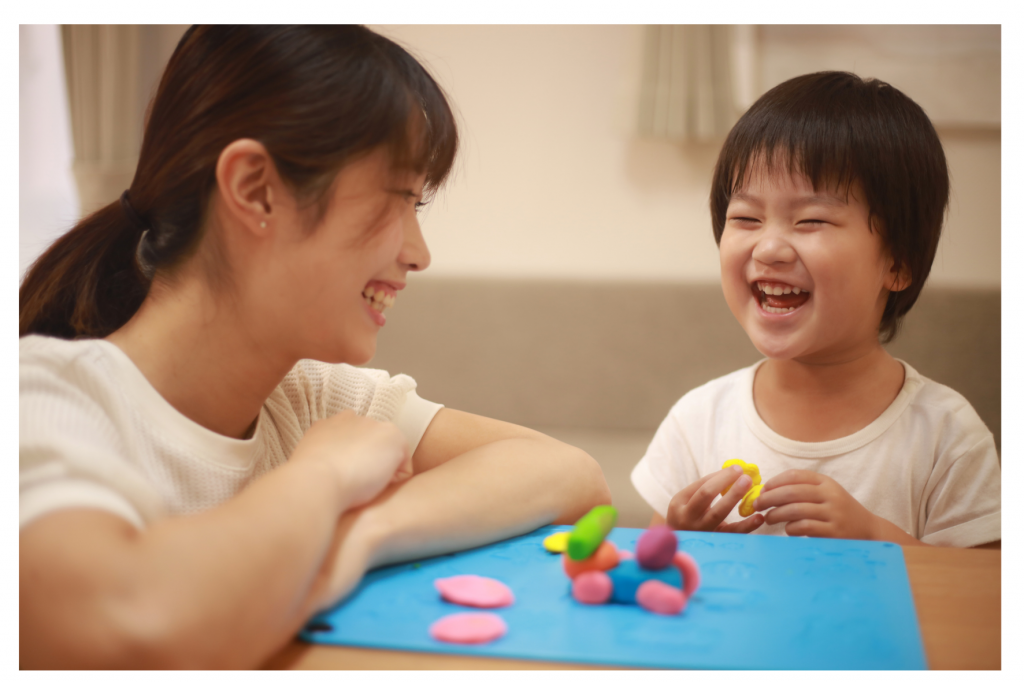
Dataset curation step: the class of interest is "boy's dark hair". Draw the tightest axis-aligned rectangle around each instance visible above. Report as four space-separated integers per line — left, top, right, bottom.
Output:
709 71 949 343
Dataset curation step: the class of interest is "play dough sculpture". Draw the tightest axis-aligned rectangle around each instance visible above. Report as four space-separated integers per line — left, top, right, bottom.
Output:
558 505 700 616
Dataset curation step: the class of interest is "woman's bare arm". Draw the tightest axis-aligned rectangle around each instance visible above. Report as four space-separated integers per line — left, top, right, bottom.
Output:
19 411 409 670
313 408 612 608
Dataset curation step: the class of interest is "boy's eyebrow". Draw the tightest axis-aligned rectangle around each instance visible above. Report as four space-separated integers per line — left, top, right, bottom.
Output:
790 194 847 208
729 191 847 208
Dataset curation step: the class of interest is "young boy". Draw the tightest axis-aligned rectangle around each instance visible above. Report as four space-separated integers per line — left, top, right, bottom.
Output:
630 71 1000 548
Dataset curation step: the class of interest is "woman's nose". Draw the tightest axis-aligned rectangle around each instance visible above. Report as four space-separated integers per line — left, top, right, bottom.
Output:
401 212 431 272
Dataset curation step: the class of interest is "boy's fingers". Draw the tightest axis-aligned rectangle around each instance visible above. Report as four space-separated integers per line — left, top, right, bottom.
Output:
754 483 823 511
784 518 832 538
700 475 751 528
762 468 819 492
763 502 828 526
718 513 764 534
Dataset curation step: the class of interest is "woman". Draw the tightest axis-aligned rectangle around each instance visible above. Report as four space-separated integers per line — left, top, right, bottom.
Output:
19 25 609 668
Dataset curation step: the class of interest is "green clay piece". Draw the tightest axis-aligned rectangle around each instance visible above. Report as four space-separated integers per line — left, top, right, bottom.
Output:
567 505 618 561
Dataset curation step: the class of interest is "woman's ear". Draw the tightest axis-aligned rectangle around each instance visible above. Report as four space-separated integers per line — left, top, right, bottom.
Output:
214 139 282 235
886 259 912 292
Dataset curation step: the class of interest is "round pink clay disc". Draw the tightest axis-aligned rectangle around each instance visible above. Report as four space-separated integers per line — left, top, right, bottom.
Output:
572 570 613 604
435 575 515 608
636 579 686 615
672 551 701 598
429 612 508 644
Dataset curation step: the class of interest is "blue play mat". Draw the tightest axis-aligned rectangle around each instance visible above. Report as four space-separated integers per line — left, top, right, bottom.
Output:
300 526 926 669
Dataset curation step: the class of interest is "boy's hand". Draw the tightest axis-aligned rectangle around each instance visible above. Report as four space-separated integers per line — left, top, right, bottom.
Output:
754 469 880 540
665 466 766 533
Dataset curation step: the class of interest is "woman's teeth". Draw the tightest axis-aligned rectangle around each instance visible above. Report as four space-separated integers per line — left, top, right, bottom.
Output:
362 286 395 313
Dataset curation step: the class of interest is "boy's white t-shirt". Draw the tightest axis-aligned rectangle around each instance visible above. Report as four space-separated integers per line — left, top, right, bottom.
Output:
19 335 444 531
631 359 1001 547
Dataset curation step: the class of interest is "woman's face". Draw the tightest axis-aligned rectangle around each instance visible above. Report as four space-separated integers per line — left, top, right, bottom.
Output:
250 148 430 365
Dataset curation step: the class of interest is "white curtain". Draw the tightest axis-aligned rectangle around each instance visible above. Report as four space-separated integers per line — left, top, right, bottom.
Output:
638 25 757 142
19 24 80 282
61 24 144 218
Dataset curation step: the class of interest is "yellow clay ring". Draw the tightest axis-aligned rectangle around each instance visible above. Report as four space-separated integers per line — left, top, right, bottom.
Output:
738 484 764 517
721 459 761 495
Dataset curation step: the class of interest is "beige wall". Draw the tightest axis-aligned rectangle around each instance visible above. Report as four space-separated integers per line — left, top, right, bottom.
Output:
371 24 1001 288
75 25 1000 288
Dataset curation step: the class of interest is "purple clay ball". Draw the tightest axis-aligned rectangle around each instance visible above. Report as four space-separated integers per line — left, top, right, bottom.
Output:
635 524 678 571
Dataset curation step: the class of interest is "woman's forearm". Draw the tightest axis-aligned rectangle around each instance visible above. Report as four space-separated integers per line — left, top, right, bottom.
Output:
21 457 356 669
315 436 610 609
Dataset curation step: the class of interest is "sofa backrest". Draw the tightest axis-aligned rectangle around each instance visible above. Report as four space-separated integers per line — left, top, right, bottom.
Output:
369 279 1001 452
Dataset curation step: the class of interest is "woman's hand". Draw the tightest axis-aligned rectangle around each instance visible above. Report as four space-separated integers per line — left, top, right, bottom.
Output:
290 410 410 509
664 466 765 533
754 469 881 540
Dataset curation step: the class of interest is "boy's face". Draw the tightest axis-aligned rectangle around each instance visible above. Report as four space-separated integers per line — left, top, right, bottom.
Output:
719 168 901 364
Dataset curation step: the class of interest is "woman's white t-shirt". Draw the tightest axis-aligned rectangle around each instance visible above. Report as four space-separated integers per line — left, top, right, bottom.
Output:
20 335 444 530
631 360 1001 547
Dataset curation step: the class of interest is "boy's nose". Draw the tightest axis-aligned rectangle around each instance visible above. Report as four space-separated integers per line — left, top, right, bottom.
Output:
752 228 797 265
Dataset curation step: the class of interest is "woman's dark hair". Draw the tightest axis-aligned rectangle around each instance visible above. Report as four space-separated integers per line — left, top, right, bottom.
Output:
709 71 949 343
20 25 458 339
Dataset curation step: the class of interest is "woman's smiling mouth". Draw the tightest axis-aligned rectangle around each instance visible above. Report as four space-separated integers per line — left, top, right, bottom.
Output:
752 280 811 313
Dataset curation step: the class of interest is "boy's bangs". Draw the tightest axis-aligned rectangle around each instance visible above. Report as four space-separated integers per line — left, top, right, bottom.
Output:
727 130 860 202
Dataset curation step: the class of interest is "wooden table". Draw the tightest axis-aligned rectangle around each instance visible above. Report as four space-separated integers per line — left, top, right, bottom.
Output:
265 545 1000 670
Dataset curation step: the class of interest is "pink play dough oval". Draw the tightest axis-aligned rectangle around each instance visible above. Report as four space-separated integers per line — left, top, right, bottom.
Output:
572 570 613 604
618 549 635 561
636 525 678 570
429 612 508 644
672 551 701 598
435 575 515 608
636 579 687 615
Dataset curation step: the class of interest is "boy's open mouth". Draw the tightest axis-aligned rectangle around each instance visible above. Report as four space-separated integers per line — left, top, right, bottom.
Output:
752 280 811 313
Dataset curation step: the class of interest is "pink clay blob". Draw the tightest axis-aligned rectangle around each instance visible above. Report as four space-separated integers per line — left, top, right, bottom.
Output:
434 575 515 608
572 570 613 604
429 612 508 644
636 525 677 570
636 579 687 615
672 551 701 598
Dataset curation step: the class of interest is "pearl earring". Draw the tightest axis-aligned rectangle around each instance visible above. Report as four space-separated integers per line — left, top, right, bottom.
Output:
260 221 267 229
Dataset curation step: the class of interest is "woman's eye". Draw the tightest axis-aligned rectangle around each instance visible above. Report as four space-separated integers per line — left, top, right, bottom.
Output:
414 201 428 213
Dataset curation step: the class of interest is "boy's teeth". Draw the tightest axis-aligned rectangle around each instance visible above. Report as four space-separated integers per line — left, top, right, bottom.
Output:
757 282 803 295
761 301 796 313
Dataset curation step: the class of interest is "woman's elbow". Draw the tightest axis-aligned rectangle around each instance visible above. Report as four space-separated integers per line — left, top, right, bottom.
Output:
553 445 611 524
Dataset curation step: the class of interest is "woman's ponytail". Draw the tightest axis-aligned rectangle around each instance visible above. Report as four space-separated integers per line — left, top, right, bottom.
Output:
20 25 459 341
19 199 149 339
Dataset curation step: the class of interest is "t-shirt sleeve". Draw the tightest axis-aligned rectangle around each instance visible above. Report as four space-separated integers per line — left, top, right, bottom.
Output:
919 433 1001 547
286 360 444 456
20 346 158 531
631 402 703 519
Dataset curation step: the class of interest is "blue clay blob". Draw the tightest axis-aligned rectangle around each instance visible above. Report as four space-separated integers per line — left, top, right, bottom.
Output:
607 559 682 604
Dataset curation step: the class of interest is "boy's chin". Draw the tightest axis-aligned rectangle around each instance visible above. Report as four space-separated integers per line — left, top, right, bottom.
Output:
747 336 807 362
